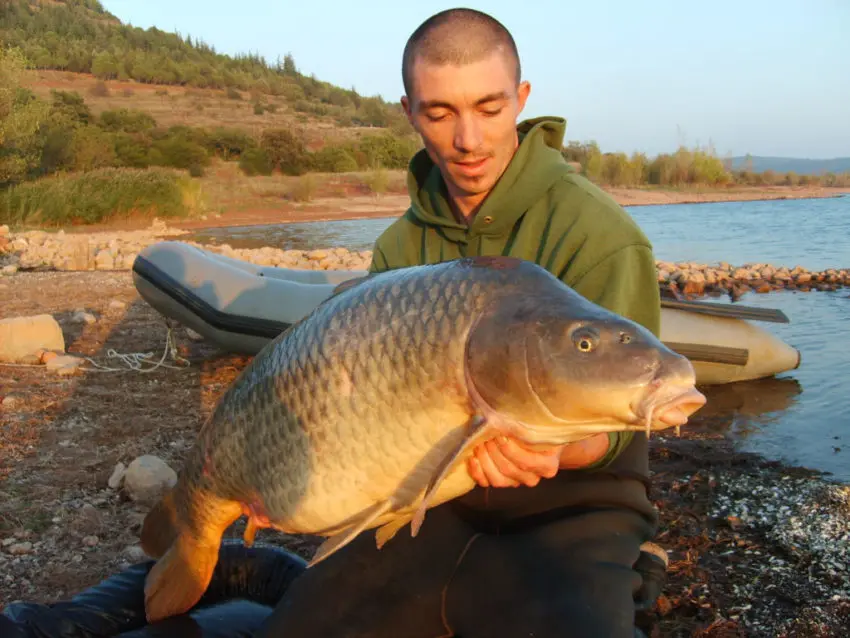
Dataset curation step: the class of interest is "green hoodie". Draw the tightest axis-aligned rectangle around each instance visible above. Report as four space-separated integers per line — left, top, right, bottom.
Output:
369 115 662 470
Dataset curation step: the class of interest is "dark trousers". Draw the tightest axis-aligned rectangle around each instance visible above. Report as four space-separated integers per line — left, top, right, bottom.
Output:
256 434 658 638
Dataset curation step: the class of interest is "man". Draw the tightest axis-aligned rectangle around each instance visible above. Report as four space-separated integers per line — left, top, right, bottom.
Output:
257 8 667 638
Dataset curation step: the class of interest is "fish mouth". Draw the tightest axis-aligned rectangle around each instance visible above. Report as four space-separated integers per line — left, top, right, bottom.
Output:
633 383 707 434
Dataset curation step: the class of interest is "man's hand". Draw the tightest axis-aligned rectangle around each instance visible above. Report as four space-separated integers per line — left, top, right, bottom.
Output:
467 433 610 488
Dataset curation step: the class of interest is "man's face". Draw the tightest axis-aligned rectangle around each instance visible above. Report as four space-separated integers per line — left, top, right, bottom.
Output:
402 50 531 200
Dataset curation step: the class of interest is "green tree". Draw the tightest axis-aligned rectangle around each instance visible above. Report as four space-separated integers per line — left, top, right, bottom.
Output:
0 48 50 185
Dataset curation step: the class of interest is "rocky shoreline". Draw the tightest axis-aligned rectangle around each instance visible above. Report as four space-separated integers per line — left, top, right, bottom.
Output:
1 222 847 300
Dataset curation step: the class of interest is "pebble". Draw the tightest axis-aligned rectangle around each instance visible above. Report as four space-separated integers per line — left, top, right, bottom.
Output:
71 311 97 325
1 394 21 408
45 355 85 375
185 328 204 341
109 300 127 311
40 350 60 364
124 545 148 562
107 462 127 490
123 455 177 504
82 535 99 547
7 542 33 556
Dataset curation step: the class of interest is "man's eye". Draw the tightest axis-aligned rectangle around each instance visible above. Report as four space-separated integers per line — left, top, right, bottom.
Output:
481 108 502 117
426 111 449 121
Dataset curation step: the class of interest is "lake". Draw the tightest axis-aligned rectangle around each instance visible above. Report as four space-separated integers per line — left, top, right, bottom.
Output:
186 195 850 480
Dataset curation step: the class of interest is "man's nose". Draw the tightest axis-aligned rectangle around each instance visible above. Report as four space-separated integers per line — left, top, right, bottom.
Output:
453 114 483 153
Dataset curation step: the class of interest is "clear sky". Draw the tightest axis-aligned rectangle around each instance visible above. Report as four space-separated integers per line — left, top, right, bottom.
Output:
100 0 849 159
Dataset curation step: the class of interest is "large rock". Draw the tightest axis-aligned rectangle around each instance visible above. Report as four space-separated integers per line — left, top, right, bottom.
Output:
123 455 177 504
0 314 65 363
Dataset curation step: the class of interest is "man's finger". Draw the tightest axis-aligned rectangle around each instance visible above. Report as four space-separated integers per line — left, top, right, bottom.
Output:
483 440 540 487
497 437 560 479
475 443 521 488
467 457 489 488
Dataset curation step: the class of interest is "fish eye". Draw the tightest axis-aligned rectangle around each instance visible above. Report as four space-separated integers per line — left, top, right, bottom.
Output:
619 332 632 344
577 337 594 352
571 327 600 353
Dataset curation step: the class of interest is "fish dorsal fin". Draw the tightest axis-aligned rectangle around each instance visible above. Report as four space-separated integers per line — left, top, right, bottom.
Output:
331 273 376 297
409 415 492 538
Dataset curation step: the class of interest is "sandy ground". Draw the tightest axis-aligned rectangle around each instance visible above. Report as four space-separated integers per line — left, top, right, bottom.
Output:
1 271 849 636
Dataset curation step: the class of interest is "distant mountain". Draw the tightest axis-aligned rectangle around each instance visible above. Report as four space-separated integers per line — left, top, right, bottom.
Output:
728 156 850 176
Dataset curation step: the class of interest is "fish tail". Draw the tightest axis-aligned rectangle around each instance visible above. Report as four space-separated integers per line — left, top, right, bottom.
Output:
142 483 243 623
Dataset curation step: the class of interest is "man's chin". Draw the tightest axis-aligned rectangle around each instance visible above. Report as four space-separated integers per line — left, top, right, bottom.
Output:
447 172 495 196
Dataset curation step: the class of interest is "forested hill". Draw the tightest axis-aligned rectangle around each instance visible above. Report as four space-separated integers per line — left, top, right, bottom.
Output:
0 0 406 129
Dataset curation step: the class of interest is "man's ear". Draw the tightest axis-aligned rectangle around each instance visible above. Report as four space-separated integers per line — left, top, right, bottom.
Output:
516 80 531 114
401 95 415 122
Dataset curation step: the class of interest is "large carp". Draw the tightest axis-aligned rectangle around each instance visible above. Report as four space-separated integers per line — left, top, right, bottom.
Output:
140 255 706 622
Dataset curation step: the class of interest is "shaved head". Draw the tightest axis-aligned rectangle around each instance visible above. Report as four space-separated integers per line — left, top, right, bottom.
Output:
402 8 521 97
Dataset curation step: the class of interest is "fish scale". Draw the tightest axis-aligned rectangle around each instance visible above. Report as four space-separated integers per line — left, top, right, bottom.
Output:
140 256 707 623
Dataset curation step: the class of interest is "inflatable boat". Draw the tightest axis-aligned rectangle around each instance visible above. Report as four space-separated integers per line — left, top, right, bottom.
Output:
131 241 802 386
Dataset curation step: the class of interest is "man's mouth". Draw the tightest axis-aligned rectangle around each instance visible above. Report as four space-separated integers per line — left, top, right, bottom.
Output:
453 157 490 177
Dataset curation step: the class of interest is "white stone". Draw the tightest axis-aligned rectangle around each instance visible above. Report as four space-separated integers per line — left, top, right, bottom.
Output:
123 455 177 504
107 462 127 489
0 315 65 363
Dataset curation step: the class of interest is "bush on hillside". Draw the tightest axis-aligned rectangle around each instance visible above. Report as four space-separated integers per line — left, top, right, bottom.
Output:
260 128 309 176
310 145 359 173
238 148 274 176
0 167 199 226
98 108 157 133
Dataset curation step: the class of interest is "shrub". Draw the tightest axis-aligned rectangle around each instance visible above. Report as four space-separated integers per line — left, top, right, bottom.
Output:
238 147 273 176
355 132 419 169
310 145 358 173
153 134 210 174
98 108 157 133
260 128 309 176
0 167 199 226
206 127 256 159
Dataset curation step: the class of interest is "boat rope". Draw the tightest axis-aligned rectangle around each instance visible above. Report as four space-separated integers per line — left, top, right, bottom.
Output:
79 320 190 373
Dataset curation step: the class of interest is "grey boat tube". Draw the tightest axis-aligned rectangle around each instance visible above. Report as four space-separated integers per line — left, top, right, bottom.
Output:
131 241 366 354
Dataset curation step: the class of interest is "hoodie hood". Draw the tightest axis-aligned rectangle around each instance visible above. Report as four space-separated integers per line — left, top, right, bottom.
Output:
405 116 573 244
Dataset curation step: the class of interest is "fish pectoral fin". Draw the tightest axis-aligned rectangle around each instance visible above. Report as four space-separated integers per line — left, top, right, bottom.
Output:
410 415 491 538
374 515 413 549
308 499 395 568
